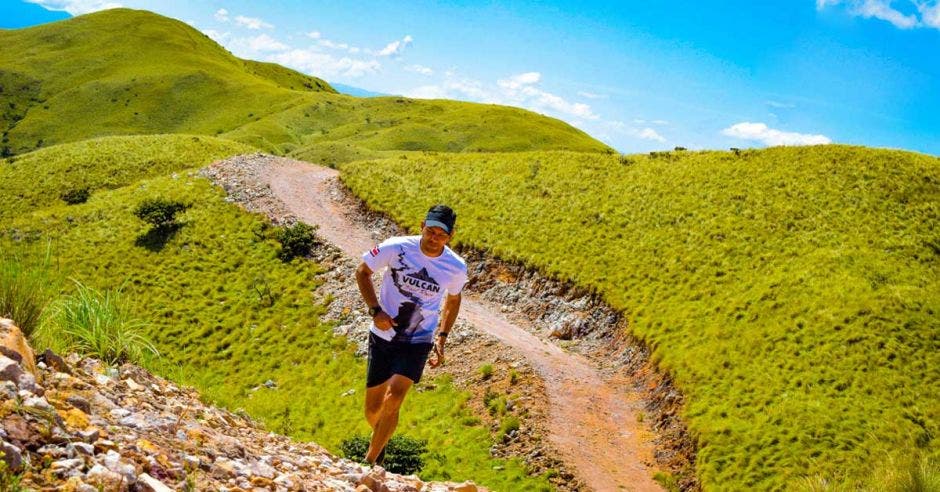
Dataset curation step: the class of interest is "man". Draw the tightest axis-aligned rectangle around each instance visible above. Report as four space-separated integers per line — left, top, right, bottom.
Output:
355 204 468 466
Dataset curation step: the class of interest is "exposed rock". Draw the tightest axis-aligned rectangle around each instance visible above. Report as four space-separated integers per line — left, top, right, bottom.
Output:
0 318 37 376
0 440 23 472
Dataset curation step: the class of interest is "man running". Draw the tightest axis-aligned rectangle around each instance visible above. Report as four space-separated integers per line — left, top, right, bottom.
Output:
355 204 468 466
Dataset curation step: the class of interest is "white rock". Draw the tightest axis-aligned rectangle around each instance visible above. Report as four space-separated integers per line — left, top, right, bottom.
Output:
138 472 173 492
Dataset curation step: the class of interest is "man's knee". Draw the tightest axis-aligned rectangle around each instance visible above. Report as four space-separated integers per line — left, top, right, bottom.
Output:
383 376 413 408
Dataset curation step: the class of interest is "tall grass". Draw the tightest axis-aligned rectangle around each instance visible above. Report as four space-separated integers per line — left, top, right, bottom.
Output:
34 279 158 365
0 242 58 336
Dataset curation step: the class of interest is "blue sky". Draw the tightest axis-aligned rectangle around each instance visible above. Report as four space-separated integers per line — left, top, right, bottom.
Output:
5 0 939 155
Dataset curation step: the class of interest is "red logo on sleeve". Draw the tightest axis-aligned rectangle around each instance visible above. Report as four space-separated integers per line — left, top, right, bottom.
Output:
370 246 380 257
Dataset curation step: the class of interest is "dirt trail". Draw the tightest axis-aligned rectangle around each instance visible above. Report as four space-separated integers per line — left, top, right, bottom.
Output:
266 158 662 492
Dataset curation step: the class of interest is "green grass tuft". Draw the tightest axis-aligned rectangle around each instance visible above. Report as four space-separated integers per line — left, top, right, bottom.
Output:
34 279 158 365
0 242 59 336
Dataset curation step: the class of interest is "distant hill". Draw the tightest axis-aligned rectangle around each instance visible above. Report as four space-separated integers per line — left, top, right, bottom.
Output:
0 8 610 158
331 83 390 98
340 145 940 489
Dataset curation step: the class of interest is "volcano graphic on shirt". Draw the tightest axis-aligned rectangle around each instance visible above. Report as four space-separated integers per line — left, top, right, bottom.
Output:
388 252 442 341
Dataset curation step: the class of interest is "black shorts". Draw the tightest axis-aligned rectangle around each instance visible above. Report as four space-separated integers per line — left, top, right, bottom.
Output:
366 332 434 388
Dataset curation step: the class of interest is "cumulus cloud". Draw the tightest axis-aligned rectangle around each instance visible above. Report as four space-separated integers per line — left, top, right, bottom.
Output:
637 128 666 142
269 49 380 78
919 1 940 27
818 0 937 30
202 29 230 43
766 100 796 109
406 64 434 75
234 15 273 30
377 35 413 56
306 31 322 39
578 91 607 99
26 0 120 15
722 122 831 146
214 8 229 22
247 34 288 52
406 71 598 122
605 120 669 143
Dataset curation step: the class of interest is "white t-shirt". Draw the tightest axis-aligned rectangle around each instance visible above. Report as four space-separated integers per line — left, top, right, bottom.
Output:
362 236 468 344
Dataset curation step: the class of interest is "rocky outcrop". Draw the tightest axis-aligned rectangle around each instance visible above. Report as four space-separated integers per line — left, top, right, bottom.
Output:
0 319 483 491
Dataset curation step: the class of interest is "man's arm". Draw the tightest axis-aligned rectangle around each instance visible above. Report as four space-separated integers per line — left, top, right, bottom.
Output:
355 262 396 330
429 293 461 368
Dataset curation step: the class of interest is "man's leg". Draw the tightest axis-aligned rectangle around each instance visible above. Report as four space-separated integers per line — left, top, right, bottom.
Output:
364 380 389 429
365 374 413 464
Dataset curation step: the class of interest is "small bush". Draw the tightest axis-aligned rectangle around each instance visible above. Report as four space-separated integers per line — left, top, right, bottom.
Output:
60 187 90 205
340 434 428 475
34 279 158 365
134 198 190 229
479 363 493 380
275 222 318 261
499 416 519 438
508 369 519 385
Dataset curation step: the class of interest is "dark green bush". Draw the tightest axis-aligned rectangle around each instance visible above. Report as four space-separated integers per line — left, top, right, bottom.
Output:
340 434 428 475
133 198 189 228
275 222 318 261
60 187 90 205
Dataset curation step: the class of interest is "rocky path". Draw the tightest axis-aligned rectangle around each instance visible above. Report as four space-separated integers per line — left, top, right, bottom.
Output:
212 155 663 492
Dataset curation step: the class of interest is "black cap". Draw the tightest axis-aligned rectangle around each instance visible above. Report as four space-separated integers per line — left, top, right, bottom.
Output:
425 204 456 234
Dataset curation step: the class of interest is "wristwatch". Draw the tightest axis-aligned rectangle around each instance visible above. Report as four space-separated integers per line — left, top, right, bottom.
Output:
368 306 383 317
436 332 449 339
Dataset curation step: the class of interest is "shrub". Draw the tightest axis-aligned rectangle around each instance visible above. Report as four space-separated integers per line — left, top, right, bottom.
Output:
60 187 90 205
34 279 158 365
499 416 519 439
479 363 493 380
340 434 428 475
508 369 519 385
0 245 58 337
275 222 318 261
133 198 190 229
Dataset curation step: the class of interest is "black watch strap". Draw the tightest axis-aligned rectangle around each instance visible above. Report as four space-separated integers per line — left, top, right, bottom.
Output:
369 306 383 317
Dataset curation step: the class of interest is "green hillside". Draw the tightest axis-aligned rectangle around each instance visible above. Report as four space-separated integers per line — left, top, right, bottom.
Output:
0 8 610 158
339 145 940 489
0 136 551 491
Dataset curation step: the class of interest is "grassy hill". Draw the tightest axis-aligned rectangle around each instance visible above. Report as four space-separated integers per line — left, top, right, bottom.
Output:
0 8 610 158
339 145 940 489
0 135 552 491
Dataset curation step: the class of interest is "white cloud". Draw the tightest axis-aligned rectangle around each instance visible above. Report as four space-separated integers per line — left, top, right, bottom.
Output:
406 71 598 122
855 0 919 28
214 8 229 22
498 72 541 90
918 1 940 27
25 0 120 15
578 91 607 99
722 122 832 146
319 39 349 50
202 29 230 43
377 35 413 56
766 100 796 109
306 31 322 39
248 34 288 52
638 128 666 142
269 49 380 78
605 120 669 143
818 0 937 30
406 64 434 75
234 15 273 30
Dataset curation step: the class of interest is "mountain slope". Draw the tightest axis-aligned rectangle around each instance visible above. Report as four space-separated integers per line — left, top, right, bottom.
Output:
0 8 610 157
339 145 940 489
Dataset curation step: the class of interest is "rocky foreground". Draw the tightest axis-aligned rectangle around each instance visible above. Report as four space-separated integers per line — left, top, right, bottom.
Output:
0 319 482 491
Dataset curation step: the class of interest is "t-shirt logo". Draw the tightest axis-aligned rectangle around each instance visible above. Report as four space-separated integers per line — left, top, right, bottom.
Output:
370 246 380 257
402 267 441 294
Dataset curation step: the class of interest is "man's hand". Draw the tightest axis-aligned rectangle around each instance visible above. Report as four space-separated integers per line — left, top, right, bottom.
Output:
428 336 445 368
373 311 397 331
